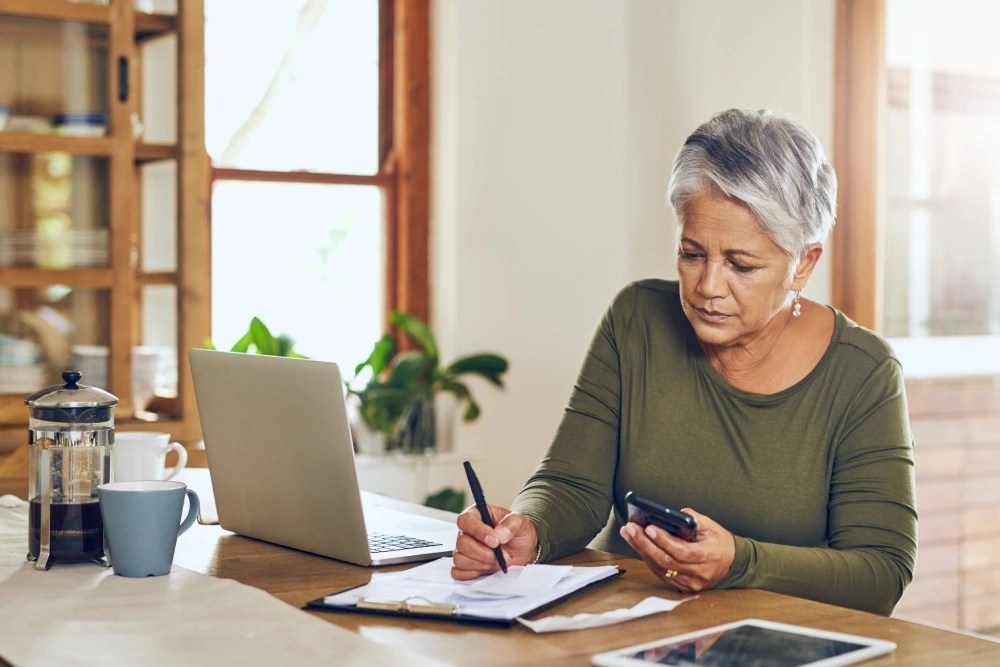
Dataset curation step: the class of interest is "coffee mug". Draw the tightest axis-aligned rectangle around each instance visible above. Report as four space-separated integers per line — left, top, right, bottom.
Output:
113 431 187 482
97 480 200 577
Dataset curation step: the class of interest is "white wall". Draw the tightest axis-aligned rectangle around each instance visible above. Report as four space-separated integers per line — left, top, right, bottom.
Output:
432 0 836 503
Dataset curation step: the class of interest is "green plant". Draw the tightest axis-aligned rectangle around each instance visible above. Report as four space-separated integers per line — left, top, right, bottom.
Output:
348 311 508 454
423 487 467 514
205 316 307 358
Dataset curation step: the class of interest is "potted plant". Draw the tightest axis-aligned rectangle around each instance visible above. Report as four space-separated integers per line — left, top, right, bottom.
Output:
347 311 509 456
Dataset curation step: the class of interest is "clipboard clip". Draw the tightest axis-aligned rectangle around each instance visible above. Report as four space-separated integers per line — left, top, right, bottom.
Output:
356 596 457 617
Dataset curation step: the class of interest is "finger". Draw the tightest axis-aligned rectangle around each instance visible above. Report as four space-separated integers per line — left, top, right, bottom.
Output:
493 511 530 545
456 532 503 566
456 506 503 549
451 549 499 576
640 524 701 565
621 523 675 574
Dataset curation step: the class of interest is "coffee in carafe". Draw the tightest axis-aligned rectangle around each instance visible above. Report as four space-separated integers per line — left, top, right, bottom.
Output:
25 371 118 569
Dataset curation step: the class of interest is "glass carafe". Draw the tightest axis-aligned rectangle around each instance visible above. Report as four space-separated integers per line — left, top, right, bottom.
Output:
25 371 118 570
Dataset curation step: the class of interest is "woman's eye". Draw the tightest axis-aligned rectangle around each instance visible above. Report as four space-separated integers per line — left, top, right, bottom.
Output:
730 261 754 274
679 251 702 261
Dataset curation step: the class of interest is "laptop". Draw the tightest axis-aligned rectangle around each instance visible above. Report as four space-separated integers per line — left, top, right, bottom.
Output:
188 348 459 566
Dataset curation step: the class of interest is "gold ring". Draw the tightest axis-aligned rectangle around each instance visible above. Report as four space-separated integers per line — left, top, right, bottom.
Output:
665 569 678 579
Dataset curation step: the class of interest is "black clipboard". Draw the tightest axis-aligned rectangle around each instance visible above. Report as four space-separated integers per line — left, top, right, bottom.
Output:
304 567 625 627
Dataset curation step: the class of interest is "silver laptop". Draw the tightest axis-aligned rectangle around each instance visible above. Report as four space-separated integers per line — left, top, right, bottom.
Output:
189 348 458 566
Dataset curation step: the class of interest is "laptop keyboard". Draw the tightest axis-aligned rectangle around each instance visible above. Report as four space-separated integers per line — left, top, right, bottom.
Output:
368 532 443 554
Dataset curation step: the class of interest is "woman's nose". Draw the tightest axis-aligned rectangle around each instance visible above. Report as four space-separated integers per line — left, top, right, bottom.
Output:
696 259 727 298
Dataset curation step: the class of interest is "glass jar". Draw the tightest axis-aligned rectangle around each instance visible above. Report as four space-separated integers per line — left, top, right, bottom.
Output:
25 370 118 569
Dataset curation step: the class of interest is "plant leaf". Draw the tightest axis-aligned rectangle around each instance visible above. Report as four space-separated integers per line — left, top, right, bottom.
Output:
390 311 438 361
276 333 297 357
229 330 253 353
354 334 396 377
444 353 509 387
249 317 279 356
438 379 481 422
355 385 414 437
424 487 466 513
389 351 434 389
462 397 481 421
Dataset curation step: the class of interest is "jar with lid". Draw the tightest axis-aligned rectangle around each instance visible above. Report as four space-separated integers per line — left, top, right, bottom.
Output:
24 371 118 569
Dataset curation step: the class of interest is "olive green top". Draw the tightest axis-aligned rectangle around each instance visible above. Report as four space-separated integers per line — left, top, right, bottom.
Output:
511 280 917 616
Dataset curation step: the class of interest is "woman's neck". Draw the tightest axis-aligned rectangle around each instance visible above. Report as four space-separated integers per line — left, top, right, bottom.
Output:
700 301 833 394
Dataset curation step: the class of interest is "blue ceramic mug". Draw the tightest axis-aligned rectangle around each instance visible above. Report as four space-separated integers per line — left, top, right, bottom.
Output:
97 480 199 577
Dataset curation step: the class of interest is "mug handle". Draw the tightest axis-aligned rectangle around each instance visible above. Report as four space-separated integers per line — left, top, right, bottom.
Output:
163 442 188 480
178 489 200 536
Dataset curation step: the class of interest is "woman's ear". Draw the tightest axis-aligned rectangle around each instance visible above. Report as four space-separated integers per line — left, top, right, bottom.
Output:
791 244 824 291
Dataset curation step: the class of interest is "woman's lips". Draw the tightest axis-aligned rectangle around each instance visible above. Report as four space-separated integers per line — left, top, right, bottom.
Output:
695 307 729 324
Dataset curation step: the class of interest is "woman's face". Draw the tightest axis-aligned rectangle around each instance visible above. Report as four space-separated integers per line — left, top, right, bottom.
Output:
676 194 799 349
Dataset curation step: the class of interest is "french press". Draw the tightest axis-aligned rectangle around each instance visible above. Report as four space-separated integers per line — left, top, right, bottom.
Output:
25 371 118 570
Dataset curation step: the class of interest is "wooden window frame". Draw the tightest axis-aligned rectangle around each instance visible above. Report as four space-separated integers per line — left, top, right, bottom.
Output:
208 0 430 329
833 0 885 331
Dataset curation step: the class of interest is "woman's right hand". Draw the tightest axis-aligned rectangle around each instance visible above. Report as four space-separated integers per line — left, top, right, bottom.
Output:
451 504 539 580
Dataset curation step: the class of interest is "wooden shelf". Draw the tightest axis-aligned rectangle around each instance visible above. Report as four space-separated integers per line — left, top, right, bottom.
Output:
0 267 113 288
0 0 110 24
135 11 177 42
0 3 175 42
0 132 112 157
136 142 176 163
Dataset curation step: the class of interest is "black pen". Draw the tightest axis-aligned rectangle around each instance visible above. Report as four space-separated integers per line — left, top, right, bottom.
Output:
463 460 508 574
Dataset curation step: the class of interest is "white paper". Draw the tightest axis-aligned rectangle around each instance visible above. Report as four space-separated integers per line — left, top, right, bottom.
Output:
517 596 695 633
324 557 621 621
468 564 573 596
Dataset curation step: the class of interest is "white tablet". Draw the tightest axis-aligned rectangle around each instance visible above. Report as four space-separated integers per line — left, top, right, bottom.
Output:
591 618 896 667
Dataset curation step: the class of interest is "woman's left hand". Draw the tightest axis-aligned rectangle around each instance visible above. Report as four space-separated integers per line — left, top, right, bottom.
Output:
619 508 736 593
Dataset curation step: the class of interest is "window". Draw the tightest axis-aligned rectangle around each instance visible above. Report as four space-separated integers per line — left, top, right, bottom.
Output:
834 0 1000 376
203 0 428 368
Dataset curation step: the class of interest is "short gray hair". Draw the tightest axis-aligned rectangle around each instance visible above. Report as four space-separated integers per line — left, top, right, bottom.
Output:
667 108 837 258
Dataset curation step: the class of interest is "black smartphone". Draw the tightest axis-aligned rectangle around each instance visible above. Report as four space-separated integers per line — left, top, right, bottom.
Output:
624 491 698 542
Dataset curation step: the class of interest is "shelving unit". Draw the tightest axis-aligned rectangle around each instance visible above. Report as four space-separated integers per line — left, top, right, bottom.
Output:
0 0 208 452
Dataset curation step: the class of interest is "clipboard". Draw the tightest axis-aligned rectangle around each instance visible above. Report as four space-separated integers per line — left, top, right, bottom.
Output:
304 565 625 627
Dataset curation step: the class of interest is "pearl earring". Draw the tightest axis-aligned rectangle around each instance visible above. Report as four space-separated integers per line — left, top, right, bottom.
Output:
792 290 802 318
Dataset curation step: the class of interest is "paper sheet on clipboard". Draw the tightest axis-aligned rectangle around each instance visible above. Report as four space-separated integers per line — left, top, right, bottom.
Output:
319 557 621 623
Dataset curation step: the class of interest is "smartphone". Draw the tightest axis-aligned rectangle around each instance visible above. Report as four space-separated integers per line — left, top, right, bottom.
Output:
624 491 698 542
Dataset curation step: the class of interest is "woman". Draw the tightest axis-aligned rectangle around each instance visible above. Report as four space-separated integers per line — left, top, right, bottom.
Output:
452 109 917 616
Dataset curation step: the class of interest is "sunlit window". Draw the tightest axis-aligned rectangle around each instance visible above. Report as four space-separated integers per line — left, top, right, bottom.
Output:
883 0 1000 375
205 0 383 367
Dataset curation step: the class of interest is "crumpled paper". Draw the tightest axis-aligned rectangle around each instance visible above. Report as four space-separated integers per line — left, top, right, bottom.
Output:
0 495 25 508
516 595 696 633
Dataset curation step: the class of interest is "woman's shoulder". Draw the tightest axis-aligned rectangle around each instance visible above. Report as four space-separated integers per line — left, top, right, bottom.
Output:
611 278 680 307
606 279 686 334
830 308 901 367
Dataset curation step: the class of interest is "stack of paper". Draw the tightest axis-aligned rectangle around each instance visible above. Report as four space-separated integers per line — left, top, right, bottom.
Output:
321 557 620 623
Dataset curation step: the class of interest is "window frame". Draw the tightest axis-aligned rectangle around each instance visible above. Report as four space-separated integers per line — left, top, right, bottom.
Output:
833 0 885 331
207 0 430 330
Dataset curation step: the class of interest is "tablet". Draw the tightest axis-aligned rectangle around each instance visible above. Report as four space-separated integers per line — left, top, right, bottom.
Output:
590 619 896 667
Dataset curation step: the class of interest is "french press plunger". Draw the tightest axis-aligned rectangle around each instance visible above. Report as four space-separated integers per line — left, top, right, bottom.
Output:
25 371 118 570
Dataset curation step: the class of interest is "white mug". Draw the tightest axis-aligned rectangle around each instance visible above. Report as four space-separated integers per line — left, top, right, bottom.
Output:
113 432 187 482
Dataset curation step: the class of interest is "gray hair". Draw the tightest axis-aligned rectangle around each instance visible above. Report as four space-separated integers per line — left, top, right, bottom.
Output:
667 108 837 258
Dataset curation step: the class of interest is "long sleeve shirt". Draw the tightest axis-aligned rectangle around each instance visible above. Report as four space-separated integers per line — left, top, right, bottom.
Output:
511 279 917 616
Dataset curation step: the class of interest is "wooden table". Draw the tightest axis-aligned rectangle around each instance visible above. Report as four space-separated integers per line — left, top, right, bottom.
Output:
4 474 1000 666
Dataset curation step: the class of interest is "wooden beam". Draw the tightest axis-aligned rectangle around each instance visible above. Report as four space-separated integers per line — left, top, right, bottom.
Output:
176 0 209 443
211 167 392 187
390 0 431 327
833 0 885 331
0 0 109 24
108 0 138 417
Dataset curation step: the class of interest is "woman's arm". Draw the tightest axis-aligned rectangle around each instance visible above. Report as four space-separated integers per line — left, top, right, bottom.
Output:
719 357 918 615
510 286 636 562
